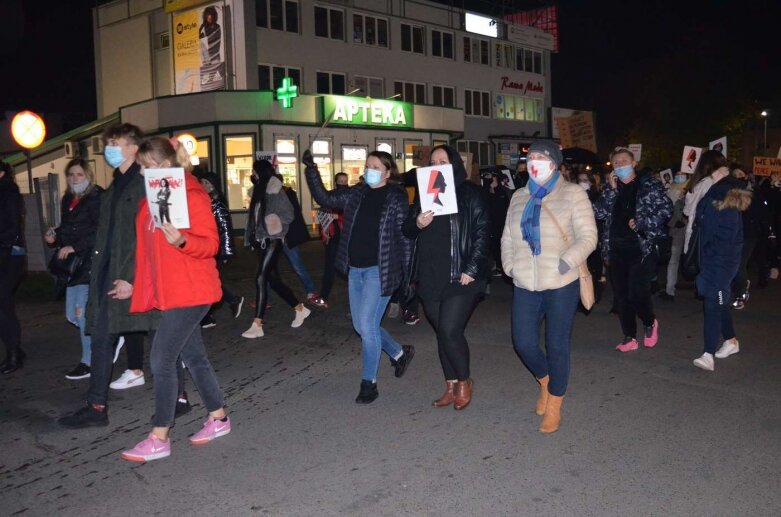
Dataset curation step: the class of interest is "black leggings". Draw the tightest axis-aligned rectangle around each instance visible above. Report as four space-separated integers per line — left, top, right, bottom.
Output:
254 240 299 320
421 292 481 381
610 248 656 339
0 254 23 355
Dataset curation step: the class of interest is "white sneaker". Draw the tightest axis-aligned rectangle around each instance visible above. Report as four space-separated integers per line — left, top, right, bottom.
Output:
387 302 400 319
110 370 145 390
291 306 311 328
241 322 264 338
693 353 715 371
715 338 739 359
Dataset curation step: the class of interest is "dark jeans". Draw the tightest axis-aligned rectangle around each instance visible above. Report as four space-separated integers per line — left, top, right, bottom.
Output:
254 240 299 320
320 230 340 301
123 332 145 371
701 286 736 354
421 291 481 381
150 305 224 427
0 253 24 355
733 237 758 297
610 248 656 339
512 281 580 397
86 297 120 406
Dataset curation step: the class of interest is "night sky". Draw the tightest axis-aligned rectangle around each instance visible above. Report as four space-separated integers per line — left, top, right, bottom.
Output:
3 0 779 162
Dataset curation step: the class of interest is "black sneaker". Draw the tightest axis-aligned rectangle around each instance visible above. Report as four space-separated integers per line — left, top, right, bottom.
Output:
230 297 245 319
402 310 420 325
65 363 91 380
390 345 415 378
58 404 108 428
355 380 378 404
201 314 217 328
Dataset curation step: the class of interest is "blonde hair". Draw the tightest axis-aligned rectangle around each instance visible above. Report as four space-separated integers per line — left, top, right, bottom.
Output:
64 158 96 197
137 136 193 172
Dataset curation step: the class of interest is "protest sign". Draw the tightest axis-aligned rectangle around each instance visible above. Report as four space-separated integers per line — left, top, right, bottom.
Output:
680 146 704 174
752 156 781 177
416 164 458 216
709 136 727 157
628 144 642 162
144 168 190 229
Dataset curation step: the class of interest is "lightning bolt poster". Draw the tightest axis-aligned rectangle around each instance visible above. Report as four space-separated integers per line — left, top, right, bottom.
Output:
144 168 191 229
416 164 459 216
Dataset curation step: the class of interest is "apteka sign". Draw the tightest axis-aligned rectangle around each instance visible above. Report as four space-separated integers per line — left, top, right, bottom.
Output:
323 96 413 128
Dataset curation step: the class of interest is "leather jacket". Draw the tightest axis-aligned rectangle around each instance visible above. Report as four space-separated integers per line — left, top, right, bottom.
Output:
404 180 491 283
210 193 235 258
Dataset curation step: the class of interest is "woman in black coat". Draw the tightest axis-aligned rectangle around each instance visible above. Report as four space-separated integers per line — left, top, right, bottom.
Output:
0 162 26 374
403 144 490 410
45 159 103 380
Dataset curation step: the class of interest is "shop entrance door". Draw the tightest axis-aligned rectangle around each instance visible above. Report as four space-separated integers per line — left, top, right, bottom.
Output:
341 145 368 185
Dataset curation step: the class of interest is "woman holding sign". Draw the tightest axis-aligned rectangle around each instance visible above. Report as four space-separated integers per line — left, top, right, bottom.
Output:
119 137 230 462
303 149 415 405
403 144 490 411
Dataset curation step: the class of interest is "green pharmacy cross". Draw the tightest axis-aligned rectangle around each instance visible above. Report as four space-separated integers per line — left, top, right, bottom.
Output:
276 77 298 109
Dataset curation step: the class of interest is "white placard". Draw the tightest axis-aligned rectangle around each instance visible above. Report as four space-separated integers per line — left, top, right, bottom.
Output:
709 136 727 157
416 164 458 216
144 168 190 229
500 169 516 190
680 146 704 174
255 150 278 170
659 168 673 187
628 144 642 162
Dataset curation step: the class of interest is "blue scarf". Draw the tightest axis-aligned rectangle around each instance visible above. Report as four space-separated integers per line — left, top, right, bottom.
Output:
521 171 560 256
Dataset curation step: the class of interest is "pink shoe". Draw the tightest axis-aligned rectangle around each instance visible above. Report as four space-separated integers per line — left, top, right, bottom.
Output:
121 433 171 462
190 416 231 445
616 338 639 352
643 319 659 348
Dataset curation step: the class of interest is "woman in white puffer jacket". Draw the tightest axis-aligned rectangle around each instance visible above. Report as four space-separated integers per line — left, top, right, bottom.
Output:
501 140 597 433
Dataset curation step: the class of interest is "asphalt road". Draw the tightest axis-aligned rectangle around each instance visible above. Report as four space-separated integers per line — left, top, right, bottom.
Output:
2 242 780 516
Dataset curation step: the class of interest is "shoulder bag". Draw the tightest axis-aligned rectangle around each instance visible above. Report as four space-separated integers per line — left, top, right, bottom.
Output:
542 204 595 310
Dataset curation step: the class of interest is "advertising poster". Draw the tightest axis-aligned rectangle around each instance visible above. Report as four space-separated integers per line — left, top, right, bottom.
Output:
255 150 279 170
144 168 190 229
709 136 728 157
173 2 226 94
416 164 458 216
680 146 704 174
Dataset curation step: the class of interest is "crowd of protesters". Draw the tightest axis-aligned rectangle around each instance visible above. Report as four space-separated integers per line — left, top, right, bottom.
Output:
1 125 780 461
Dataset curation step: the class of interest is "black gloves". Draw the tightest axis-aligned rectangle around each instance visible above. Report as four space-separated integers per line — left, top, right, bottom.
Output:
302 149 316 169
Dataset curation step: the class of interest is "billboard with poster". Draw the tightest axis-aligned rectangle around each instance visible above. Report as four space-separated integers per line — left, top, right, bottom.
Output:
173 2 226 94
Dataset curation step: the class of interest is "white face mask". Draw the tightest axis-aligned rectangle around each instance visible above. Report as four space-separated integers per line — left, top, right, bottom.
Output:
70 180 90 195
528 159 555 184
579 182 590 191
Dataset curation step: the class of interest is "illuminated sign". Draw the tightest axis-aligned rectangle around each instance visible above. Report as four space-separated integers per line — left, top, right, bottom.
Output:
465 13 498 37
322 96 413 128
276 77 298 109
11 111 46 149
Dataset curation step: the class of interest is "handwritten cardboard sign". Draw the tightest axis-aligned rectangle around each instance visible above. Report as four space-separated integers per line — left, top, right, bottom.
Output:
753 156 781 177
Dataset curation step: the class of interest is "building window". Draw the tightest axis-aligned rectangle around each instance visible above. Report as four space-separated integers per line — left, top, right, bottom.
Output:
394 81 425 104
464 89 490 117
463 36 489 65
401 23 424 54
257 0 298 33
514 47 544 74
275 137 300 191
495 94 544 122
317 71 346 94
342 145 368 185
431 29 454 59
353 13 388 47
457 140 492 167
224 135 256 210
258 64 301 91
495 42 514 68
314 5 344 40
353 75 384 98
310 138 333 192
432 85 455 108
533 50 543 74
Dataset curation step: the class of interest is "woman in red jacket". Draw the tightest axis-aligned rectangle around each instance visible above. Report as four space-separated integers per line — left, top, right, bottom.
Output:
119 137 230 462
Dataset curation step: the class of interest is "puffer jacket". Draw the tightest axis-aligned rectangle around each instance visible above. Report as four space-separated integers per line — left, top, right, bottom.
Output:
209 193 234 259
695 177 752 294
55 187 103 286
404 180 492 283
502 179 597 291
305 166 411 296
594 173 672 262
246 176 294 247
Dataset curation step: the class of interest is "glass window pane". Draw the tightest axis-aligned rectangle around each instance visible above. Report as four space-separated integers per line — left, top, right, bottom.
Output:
401 24 411 52
276 139 295 154
534 51 542 74
443 33 453 58
287 68 301 90
494 42 502 66
525 49 533 72
463 37 471 61
312 140 329 154
464 90 472 115
415 84 425 103
332 74 346 95
480 40 488 64
482 92 490 117
285 1 298 32
515 95 525 119
258 65 271 90
433 86 442 106
495 94 505 118
377 19 388 47
469 141 478 160
316 72 329 93
366 17 375 45
330 10 343 40
256 0 268 27
377 142 392 154
457 141 467 153
353 14 363 43
354 76 367 95
432 30 441 57
504 95 514 119
272 66 285 90
270 0 283 30
525 98 535 121
480 142 490 165
472 91 481 115
404 83 414 102
369 78 383 97
444 87 454 107
394 81 403 96
413 27 424 53
225 136 254 210
516 47 524 70
314 6 328 37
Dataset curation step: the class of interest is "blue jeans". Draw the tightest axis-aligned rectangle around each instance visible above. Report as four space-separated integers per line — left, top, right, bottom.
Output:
699 283 736 355
348 266 403 382
512 281 580 396
65 284 91 365
283 244 317 295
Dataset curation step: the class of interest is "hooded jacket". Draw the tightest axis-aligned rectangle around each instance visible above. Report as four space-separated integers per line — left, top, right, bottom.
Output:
403 146 491 284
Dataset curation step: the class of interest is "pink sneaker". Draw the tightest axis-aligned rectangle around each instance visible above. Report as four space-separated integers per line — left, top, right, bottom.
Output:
643 319 659 348
616 338 639 352
190 416 231 445
121 433 171 462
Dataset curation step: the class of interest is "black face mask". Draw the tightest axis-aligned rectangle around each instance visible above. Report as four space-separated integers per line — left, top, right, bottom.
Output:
336 184 348 190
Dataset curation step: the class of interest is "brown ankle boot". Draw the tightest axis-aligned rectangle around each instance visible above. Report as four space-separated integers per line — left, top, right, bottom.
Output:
453 378 473 410
535 375 550 415
433 380 457 407
539 394 564 433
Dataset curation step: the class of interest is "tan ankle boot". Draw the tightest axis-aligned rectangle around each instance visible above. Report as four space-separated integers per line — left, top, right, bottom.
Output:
453 378 473 410
535 375 550 415
539 394 564 433
433 380 457 407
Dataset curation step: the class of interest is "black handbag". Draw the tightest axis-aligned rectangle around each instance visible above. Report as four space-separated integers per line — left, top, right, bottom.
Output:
681 222 701 280
654 235 673 265
48 250 82 281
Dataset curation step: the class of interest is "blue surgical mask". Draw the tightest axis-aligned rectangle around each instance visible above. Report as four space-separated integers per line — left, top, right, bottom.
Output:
614 165 634 181
104 145 125 168
364 168 383 187
674 174 687 184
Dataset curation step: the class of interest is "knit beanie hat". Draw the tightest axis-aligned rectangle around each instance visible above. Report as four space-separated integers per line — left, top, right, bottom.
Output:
528 140 563 168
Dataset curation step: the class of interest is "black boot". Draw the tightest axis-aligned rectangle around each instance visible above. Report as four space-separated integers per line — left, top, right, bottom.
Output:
1 349 26 374
390 345 415 378
355 380 378 404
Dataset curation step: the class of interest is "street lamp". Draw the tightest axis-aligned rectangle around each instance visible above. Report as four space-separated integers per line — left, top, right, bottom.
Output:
761 110 768 151
11 110 46 193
